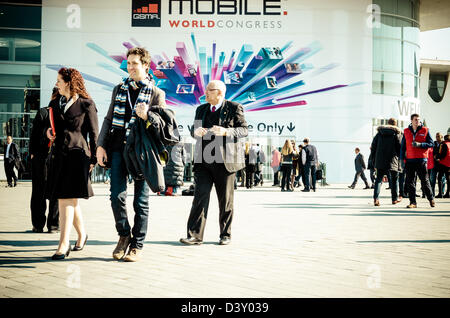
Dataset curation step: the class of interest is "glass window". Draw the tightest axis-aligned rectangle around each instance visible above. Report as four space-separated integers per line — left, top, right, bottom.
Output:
397 0 414 19
373 38 402 73
0 4 42 29
403 74 415 97
383 72 402 96
403 42 419 75
428 73 447 103
0 29 41 62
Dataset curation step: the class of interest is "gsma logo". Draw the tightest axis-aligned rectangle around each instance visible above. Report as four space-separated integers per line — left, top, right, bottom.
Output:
132 0 161 27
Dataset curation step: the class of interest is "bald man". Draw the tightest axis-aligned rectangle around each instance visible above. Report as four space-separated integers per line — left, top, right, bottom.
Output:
180 80 248 246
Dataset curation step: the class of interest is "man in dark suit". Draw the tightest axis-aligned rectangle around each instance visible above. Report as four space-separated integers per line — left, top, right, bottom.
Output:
349 147 371 189
180 80 248 246
29 101 59 233
3 136 20 187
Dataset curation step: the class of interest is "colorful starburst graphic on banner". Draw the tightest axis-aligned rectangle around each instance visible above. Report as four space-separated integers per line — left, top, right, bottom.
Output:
47 33 362 112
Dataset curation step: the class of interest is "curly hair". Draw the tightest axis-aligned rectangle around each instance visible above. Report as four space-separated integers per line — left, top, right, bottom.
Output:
127 47 151 67
57 67 91 99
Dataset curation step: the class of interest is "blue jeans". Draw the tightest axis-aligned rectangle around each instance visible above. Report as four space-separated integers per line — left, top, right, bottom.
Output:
373 169 398 201
110 151 150 249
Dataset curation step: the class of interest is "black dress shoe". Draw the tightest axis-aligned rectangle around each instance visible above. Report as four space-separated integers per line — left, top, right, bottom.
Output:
48 226 60 233
32 227 43 233
73 234 88 251
301 189 310 192
51 245 71 260
180 237 203 245
348 185 355 189
219 237 231 245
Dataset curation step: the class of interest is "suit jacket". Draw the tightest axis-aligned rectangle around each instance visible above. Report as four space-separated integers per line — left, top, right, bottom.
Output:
191 99 248 173
49 96 99 164
354 153 366 172
30 106 52 158
4 142 19 163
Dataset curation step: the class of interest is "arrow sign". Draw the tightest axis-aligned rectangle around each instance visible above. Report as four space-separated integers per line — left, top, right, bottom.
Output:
287 122 295 132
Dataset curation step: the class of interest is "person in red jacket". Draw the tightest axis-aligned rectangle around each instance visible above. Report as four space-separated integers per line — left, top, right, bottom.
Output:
399 114 435 208
435 134 450 198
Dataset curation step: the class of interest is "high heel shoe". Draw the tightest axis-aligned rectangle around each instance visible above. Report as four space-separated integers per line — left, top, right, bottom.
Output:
51 244 71 260
72 234 88 251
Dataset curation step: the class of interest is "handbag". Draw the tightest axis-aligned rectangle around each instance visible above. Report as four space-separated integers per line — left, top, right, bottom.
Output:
315 169 323 180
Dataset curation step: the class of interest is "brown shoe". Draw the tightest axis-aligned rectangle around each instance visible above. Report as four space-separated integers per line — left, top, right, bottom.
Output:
123 248 141 262
392 198 402 204
429 200 435 208
406 203 417 208
374 199 380 206
112 235 131 260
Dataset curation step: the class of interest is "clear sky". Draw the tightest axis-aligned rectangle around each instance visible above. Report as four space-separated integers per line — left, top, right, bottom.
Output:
420 27 450 60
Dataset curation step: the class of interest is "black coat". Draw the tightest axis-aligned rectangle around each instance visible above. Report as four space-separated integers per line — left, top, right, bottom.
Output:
354 153 366 172
30 107 51 158
370 125 402 171
163 144 186 187
124 108 181 193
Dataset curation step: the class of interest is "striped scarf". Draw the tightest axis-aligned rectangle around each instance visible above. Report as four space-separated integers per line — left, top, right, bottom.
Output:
112 76 153 136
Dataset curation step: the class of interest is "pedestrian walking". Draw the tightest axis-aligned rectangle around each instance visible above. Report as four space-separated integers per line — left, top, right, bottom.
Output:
348 148 371 189
3 136 20 187
96 47 167 261
46 67 98 260
399 113 435 208
370 118 402 206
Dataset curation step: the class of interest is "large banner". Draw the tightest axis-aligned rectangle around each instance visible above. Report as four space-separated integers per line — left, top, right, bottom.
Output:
42 0 373 182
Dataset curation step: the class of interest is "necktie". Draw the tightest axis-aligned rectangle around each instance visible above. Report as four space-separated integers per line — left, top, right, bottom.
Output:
211 106 216 112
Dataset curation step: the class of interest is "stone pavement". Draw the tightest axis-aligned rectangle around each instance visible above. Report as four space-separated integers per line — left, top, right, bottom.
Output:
1 181 450 298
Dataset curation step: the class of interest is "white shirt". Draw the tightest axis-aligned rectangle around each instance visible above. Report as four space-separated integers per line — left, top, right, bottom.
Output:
5 143 11 159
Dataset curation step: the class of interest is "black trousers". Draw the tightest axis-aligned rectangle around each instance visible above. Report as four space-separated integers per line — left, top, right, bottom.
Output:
304 162 317 190
436 164 450 195
273 169 280 185
4 159 17 186
245 164 255 188
280 164 292 190
352 170 369 187
405 161 433 204
30 157 59 230
187 163 235 240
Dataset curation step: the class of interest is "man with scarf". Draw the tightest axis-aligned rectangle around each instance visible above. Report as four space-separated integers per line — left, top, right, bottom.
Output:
96 47 166 262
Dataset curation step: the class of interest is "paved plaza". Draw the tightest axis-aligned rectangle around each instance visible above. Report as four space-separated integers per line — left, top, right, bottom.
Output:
1 181 450 298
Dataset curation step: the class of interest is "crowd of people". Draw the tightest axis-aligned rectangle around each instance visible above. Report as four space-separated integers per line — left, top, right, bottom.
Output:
3 47 450 263
348 115 449 208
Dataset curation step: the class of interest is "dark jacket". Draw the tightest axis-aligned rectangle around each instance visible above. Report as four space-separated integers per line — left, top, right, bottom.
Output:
3 142 20 163
163 143 186 187
191 99 248 173
354 153 366 172
97 84 167 150
370 125 402 171
49 96 99 164
124 107 181 193
30 106 52 158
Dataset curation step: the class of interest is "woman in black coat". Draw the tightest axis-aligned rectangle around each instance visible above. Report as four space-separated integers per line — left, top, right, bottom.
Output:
46 68 98 260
